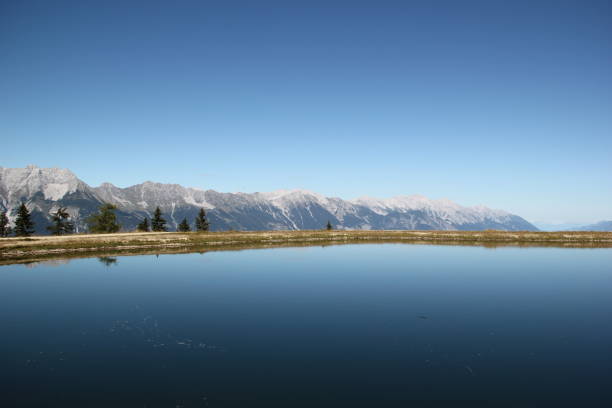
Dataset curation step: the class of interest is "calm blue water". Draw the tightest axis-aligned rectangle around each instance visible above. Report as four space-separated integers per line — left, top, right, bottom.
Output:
1 244 611 407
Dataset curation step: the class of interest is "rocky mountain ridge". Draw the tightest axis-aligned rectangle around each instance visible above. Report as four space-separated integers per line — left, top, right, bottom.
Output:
0 166 538 233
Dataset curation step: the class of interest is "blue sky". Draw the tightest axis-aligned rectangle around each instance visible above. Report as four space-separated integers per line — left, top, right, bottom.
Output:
1 0 610 224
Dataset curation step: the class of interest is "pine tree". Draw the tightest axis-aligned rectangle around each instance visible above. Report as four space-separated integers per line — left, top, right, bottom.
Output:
137 217 150 232
151 207 167 232
47 207 74 235
0 210 10 237
326 220 333 231
14 203 35 237
194 208 209 232
87 203 121 233
178 217 191 232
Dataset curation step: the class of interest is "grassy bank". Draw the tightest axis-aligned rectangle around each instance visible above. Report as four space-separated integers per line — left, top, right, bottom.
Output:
1 230 612 265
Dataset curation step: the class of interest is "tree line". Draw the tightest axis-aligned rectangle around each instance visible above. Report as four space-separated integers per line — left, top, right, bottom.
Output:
134 206 209 233
0 203 210 237
0 203 37 237
0 203 334 238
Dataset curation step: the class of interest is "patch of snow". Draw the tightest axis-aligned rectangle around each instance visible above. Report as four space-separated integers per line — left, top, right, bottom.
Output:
43 183 72 201
183 189 214 209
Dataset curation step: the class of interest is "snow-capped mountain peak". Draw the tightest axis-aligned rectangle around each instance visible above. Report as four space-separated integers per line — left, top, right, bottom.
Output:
259 189 323 201
0 165 84 202
0 166 538 233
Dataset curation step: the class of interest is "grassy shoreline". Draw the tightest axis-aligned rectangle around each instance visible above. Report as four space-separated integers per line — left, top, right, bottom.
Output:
1 230 612 265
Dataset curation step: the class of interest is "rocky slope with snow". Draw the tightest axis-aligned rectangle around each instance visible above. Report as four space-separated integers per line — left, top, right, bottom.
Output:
0 166 538 233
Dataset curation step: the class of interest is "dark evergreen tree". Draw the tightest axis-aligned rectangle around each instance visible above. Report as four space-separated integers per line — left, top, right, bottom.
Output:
87 203 121 233
14 203 35 237
194 208 209 232
151 207 167 232
137 217 150 232
0 210 10 237
178 217 191 232
46 207 74 236
326 220 333 231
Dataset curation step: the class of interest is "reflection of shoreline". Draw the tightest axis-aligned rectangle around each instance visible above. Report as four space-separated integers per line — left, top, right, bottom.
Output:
23 259 71 268
0 233 612 267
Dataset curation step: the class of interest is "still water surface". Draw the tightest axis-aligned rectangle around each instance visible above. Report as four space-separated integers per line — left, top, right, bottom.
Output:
1 244 611 407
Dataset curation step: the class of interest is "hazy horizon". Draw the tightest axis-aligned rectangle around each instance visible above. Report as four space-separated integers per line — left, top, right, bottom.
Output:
2 1 610 224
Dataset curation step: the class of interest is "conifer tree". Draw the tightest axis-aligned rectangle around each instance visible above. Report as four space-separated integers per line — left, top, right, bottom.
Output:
194 208 209 232
0 210 10 237
87 203 121 233
14 203 35 237
151 207 167 232
326 220 333 231
178 217 191 232
47 207 74 235
137 217 150 232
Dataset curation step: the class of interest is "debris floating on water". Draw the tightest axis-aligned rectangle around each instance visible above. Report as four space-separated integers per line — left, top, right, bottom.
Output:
109 315 226 353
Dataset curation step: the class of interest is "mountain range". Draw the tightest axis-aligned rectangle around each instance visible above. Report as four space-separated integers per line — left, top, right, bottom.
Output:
571 221 612 232
0 165 538 234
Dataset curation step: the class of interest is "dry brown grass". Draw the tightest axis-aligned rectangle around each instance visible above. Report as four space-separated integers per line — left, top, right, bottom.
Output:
1 229 611 265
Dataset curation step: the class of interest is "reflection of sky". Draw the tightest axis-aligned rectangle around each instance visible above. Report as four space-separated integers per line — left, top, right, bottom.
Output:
1 245 611 405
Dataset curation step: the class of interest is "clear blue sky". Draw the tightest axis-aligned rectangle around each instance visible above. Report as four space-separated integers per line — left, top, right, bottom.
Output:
1 0 610 224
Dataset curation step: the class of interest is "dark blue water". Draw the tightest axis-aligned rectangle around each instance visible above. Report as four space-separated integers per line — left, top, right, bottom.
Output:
1 244 611 407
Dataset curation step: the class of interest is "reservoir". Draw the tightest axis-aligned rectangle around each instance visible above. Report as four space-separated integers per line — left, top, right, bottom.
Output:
1 244 611 407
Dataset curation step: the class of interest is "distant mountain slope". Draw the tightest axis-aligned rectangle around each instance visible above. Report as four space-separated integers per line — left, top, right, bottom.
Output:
572 221 612 231
533 222 585 231
0 166 538 233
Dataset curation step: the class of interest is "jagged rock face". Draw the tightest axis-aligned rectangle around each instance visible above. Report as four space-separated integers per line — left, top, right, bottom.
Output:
0 166 539 233
0 166 105 233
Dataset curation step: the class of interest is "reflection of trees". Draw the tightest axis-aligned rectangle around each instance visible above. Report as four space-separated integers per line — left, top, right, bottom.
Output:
98 256 118 266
